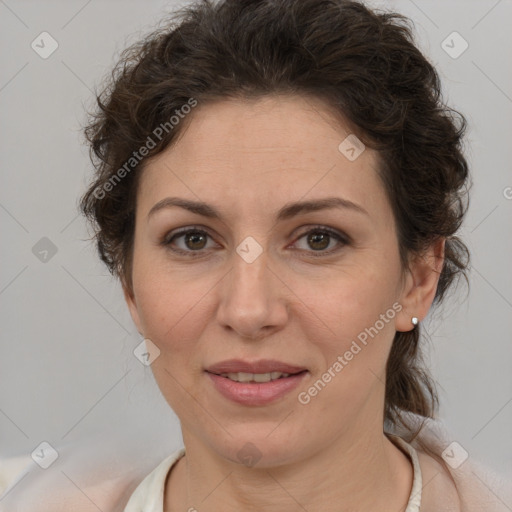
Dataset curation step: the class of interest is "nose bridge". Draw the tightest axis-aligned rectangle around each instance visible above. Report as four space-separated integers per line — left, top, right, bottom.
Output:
216 236 288 338
228 239 271 313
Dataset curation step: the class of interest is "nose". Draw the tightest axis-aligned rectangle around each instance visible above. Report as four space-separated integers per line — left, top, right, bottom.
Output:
215 245 289 340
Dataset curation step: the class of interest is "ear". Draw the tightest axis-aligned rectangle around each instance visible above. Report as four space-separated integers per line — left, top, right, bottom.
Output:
123 282 144 336
395 238 445 332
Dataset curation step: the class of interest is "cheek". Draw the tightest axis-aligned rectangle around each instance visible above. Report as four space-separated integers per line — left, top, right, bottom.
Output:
293 280 399 418
131 270 213 409
307 260 399 332
292 257 401 382
130 251 229 389
133 272 208 347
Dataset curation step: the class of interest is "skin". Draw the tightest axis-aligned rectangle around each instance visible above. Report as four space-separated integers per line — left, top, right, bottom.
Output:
124 95 445 512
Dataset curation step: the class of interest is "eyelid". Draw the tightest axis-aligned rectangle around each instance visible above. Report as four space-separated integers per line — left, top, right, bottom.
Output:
162 224 350 256
292 225 351 245
162 225 219 255
289 225 350 256
163 225 212 244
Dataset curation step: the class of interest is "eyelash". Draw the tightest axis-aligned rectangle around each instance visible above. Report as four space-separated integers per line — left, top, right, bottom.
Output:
162 225 350 258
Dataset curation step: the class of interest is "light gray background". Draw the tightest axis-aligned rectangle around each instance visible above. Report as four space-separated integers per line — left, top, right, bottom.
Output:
1 0 511 480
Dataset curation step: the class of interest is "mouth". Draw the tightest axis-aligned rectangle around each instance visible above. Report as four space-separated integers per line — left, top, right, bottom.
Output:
205 359 308 406
205 358 308 375
211 371 304 383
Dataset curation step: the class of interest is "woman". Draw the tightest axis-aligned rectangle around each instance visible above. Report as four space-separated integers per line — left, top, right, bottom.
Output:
2 0 509 510
81 0 511 510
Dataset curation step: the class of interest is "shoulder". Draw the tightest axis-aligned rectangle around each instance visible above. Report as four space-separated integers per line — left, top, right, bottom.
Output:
388 432 461 511
415 449 461 511
0 454 31 497
0 462 140 512
415 445 512 512
0 449 185 512
396 413 512 512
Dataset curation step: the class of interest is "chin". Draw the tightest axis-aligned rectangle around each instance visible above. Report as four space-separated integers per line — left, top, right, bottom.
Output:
209 427 305 469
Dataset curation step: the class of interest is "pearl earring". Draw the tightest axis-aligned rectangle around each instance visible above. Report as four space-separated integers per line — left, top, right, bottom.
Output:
411 317 419 326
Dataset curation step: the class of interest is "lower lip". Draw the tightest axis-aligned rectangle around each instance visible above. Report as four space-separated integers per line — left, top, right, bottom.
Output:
206 371 308 406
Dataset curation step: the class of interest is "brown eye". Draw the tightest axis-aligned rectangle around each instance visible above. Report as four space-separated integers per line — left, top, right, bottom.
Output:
184 231 208 250
164 228 216 254
293 227 349 256
307 231 330 251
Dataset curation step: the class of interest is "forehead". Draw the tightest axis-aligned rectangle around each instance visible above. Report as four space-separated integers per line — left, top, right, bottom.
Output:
138 95 388 219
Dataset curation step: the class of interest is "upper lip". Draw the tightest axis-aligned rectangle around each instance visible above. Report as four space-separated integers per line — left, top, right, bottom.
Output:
205 359 307 375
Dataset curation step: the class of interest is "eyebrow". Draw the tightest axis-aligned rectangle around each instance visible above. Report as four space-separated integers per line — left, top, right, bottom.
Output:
147 196 369 221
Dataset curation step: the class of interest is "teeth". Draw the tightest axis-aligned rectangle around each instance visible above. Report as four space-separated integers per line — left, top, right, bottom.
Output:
220 371 291 382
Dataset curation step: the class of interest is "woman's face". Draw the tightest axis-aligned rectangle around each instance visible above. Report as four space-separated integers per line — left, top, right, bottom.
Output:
125 95 422 467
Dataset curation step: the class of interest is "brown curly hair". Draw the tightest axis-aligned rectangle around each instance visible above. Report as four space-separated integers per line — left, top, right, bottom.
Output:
80 0 470 435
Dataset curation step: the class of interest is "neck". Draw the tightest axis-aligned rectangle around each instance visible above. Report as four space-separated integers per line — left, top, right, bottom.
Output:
165 416 413 512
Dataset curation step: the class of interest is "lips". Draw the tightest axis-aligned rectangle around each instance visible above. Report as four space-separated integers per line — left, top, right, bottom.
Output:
205 359 307 375
205 359 309 406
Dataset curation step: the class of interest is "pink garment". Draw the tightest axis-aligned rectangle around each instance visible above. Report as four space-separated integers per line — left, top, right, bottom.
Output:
392 413 512 511
1 412 510 511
